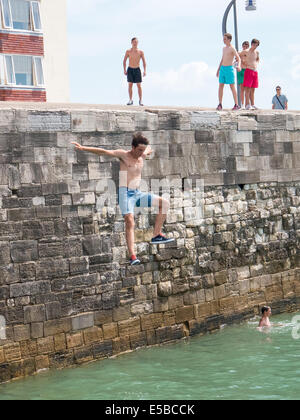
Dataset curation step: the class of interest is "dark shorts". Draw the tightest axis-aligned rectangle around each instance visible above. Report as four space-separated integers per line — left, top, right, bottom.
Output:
127 67 142 84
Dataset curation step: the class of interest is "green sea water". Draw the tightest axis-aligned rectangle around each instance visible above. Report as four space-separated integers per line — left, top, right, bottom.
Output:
1 313 300 400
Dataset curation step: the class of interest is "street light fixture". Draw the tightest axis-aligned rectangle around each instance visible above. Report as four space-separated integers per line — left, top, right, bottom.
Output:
222 0 257 106
246 0 256 11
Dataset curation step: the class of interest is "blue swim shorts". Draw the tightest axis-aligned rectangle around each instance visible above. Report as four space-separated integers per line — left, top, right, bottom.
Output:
219 65 235 85
118 187 155 216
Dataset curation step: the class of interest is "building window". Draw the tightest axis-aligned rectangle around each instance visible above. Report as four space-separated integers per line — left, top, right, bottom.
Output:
0 54 44 87
14 55 33 85
0 0 41 31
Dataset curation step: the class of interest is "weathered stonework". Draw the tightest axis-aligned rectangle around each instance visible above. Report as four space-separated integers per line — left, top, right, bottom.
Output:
1 105 300 383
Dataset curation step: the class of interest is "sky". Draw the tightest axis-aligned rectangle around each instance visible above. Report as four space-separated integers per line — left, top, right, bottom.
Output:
67 0 300 110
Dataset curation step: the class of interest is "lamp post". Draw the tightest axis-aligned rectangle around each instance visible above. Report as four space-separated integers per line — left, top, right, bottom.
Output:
222 0 257 106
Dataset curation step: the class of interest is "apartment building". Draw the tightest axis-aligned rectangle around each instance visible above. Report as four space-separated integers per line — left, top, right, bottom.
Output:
0 0 69 102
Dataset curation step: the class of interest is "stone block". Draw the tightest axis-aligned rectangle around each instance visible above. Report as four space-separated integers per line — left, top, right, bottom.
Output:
82 235 102 256
37 337 55 355
157 281 172 297
153 297 169 312
141 313 163 331
92 340 113 359
45 302 62 321
13 324 30 342
44 318 72 337
130 331 147 350
31 323 44 339
118 317 141 337
74 347 94 364
25 111 71 132
36 259 69 280
112 336 131 355
66 332 83 349
71 111 97 132
0 347 5 364
38 240 64 258
175 306 195 323
35 355 50 371
19 341 37 359
219 297 235 313
214 270 228 286
103 323 118 339
95 309 113 325
168 295 184 310
3 344 21 363
54 334 67 352
0 242 10 265
238 116 257 131
194 302 212 318
232 131 253 144
24 305 45 324
83 327 104 345
72 312 94 331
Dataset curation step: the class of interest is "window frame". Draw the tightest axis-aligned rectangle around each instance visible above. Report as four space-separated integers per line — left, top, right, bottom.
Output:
1 0 13 29
0 0 42 32
1 53 45 88
0 54 6 84
4 55 16 85
33 55 44 86
30 0 41 32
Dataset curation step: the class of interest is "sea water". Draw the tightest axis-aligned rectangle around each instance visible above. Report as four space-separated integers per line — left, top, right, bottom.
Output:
1 313 300 400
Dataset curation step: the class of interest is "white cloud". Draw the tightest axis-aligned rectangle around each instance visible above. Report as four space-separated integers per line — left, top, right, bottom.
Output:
147 62 215 94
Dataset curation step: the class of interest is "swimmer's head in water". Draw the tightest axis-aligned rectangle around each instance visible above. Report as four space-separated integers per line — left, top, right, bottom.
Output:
131 133 149 157
261 306 271 316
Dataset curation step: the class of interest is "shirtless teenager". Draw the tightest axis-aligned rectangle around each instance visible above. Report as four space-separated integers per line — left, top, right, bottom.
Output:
216 33 241 111
259 306 272 328
123 38 146 106
238 41 250 109
72 133 174 266
243 39 260 110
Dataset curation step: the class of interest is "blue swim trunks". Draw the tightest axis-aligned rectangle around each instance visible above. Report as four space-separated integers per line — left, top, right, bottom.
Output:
219 65 235 85
118 187 155 216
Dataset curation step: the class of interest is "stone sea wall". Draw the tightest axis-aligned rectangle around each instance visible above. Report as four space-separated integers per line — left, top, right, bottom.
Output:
1 106 300 383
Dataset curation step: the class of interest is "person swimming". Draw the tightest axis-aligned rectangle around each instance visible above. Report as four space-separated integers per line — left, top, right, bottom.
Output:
259 306 272 328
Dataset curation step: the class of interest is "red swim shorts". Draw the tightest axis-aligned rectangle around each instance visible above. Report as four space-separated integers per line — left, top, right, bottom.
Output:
243 68 259 88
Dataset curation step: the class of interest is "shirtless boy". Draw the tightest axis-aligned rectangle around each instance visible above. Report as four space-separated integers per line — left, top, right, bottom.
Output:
72 133 174 266
216 33 241 111
238 41 250 109
243 39 260 110
259 306 272 328
123 38 146 106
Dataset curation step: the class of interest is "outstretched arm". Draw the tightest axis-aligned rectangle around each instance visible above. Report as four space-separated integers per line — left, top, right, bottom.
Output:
72 142 126 159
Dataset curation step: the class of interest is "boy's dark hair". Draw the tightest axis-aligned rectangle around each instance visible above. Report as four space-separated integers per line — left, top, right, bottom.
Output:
131 37 137 43
132 132 149 148
224 33 232 41
261 306 270 315
242 41 249 47
252 38 260 46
